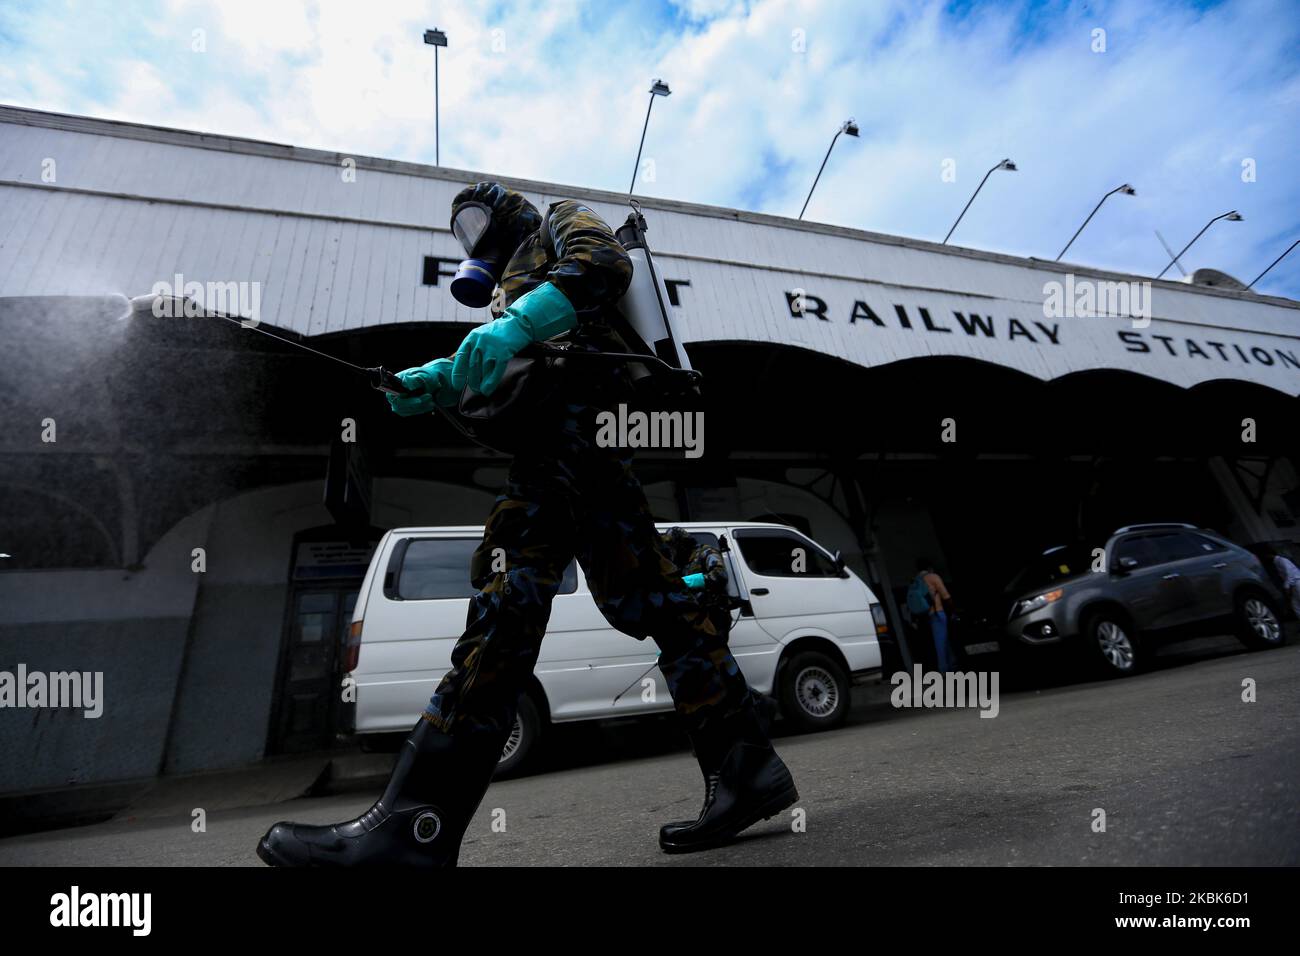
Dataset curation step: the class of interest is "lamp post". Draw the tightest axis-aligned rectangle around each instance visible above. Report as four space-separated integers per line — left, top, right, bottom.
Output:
629 79 671 195
798 119 859 220
1247 238 1299 291
423 28 448 165
1156 211 1243 279
1055 184 1135 261
943 157 1016 245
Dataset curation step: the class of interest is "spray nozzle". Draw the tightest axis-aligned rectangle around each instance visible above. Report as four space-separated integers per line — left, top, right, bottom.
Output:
110 293 160 322
114 293 214 322
128 294 164 315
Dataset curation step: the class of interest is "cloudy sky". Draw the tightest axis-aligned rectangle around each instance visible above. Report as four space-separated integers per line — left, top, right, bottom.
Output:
2 0 1298 296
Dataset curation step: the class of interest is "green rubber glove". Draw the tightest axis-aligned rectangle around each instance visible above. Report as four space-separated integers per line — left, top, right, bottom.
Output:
682 573 706 590
451 282 577 396
386 358 458 416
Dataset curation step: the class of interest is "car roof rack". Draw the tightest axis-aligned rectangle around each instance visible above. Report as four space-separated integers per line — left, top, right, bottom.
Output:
1112 522 1199 534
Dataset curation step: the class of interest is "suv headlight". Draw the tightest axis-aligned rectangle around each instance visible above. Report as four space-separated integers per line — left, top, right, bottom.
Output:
1012 588 1064 618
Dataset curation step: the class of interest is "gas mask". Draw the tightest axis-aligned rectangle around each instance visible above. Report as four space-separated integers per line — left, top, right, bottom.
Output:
450 201 509 308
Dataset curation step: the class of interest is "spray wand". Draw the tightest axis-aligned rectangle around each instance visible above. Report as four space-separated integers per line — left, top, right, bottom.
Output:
120 294 419 395
118 294 701 397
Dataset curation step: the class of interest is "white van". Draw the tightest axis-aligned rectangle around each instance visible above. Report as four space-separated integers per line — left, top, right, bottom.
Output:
342 522 887 774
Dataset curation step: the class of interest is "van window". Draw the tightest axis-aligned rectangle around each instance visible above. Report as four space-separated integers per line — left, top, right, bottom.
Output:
656 529 719 552
394 538 577 600
733 530 840 577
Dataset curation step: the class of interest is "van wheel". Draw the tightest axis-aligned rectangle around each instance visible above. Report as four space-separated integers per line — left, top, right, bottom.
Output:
779 651 849 732
1084 611 1141 677
1234 593 1284 650
494 693 542 779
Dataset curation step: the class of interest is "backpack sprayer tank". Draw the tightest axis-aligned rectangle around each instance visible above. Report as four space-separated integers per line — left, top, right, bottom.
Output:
612 201 693 385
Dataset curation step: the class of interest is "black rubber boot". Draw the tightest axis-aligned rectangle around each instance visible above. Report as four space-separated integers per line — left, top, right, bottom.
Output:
659 698 799 854
257 717 502 867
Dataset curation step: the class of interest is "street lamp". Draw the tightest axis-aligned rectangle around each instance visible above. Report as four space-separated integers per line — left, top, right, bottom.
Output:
1055 183 1136 261
943 157 1016 245
798 119 859 220
629 79 671 195
423 28 448 166
1156 211 1243 279
1247 238 1299 290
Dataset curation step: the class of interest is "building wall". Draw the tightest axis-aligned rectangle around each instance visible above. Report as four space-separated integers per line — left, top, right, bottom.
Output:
0 472 507 792
2 107 1298 394
1208 455 1300 545
162 483 333 774
0 506 209 791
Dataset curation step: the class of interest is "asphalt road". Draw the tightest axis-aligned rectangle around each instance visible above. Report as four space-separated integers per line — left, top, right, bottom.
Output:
2 636 1297 866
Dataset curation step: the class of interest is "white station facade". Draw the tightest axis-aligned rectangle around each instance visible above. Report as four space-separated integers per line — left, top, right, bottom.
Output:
2 106 1298 803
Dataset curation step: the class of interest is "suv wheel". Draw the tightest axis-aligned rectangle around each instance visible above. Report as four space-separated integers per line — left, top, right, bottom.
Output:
1084 612 1140 676
779 650 850 732
494 693 542 779
1234 594 1284 650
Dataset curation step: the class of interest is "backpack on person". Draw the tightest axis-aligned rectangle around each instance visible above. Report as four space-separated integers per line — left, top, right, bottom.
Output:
906 573 933 616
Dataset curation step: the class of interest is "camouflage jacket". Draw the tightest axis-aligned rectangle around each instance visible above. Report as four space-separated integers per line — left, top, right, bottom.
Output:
682 542 730 607
498 199 633 352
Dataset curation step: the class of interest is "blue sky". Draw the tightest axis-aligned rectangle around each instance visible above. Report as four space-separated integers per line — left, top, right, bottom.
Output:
2 0 1298 296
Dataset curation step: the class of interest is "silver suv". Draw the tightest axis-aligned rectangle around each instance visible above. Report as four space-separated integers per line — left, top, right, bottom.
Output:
1000 524 1286 675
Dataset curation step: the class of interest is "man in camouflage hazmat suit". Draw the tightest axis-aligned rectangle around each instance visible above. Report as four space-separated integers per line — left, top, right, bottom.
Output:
258 183 797 866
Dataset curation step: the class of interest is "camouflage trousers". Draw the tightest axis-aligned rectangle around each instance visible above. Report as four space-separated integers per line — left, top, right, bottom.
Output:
422 400 752 741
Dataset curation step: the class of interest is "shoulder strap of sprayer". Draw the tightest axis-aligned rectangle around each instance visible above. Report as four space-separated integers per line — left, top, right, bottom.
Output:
529 201 700 393
538 200 648 355
539 202 556 260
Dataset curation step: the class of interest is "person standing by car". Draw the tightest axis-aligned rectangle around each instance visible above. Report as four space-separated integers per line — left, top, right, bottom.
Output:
1270 548 1300 618
910 558 955 672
